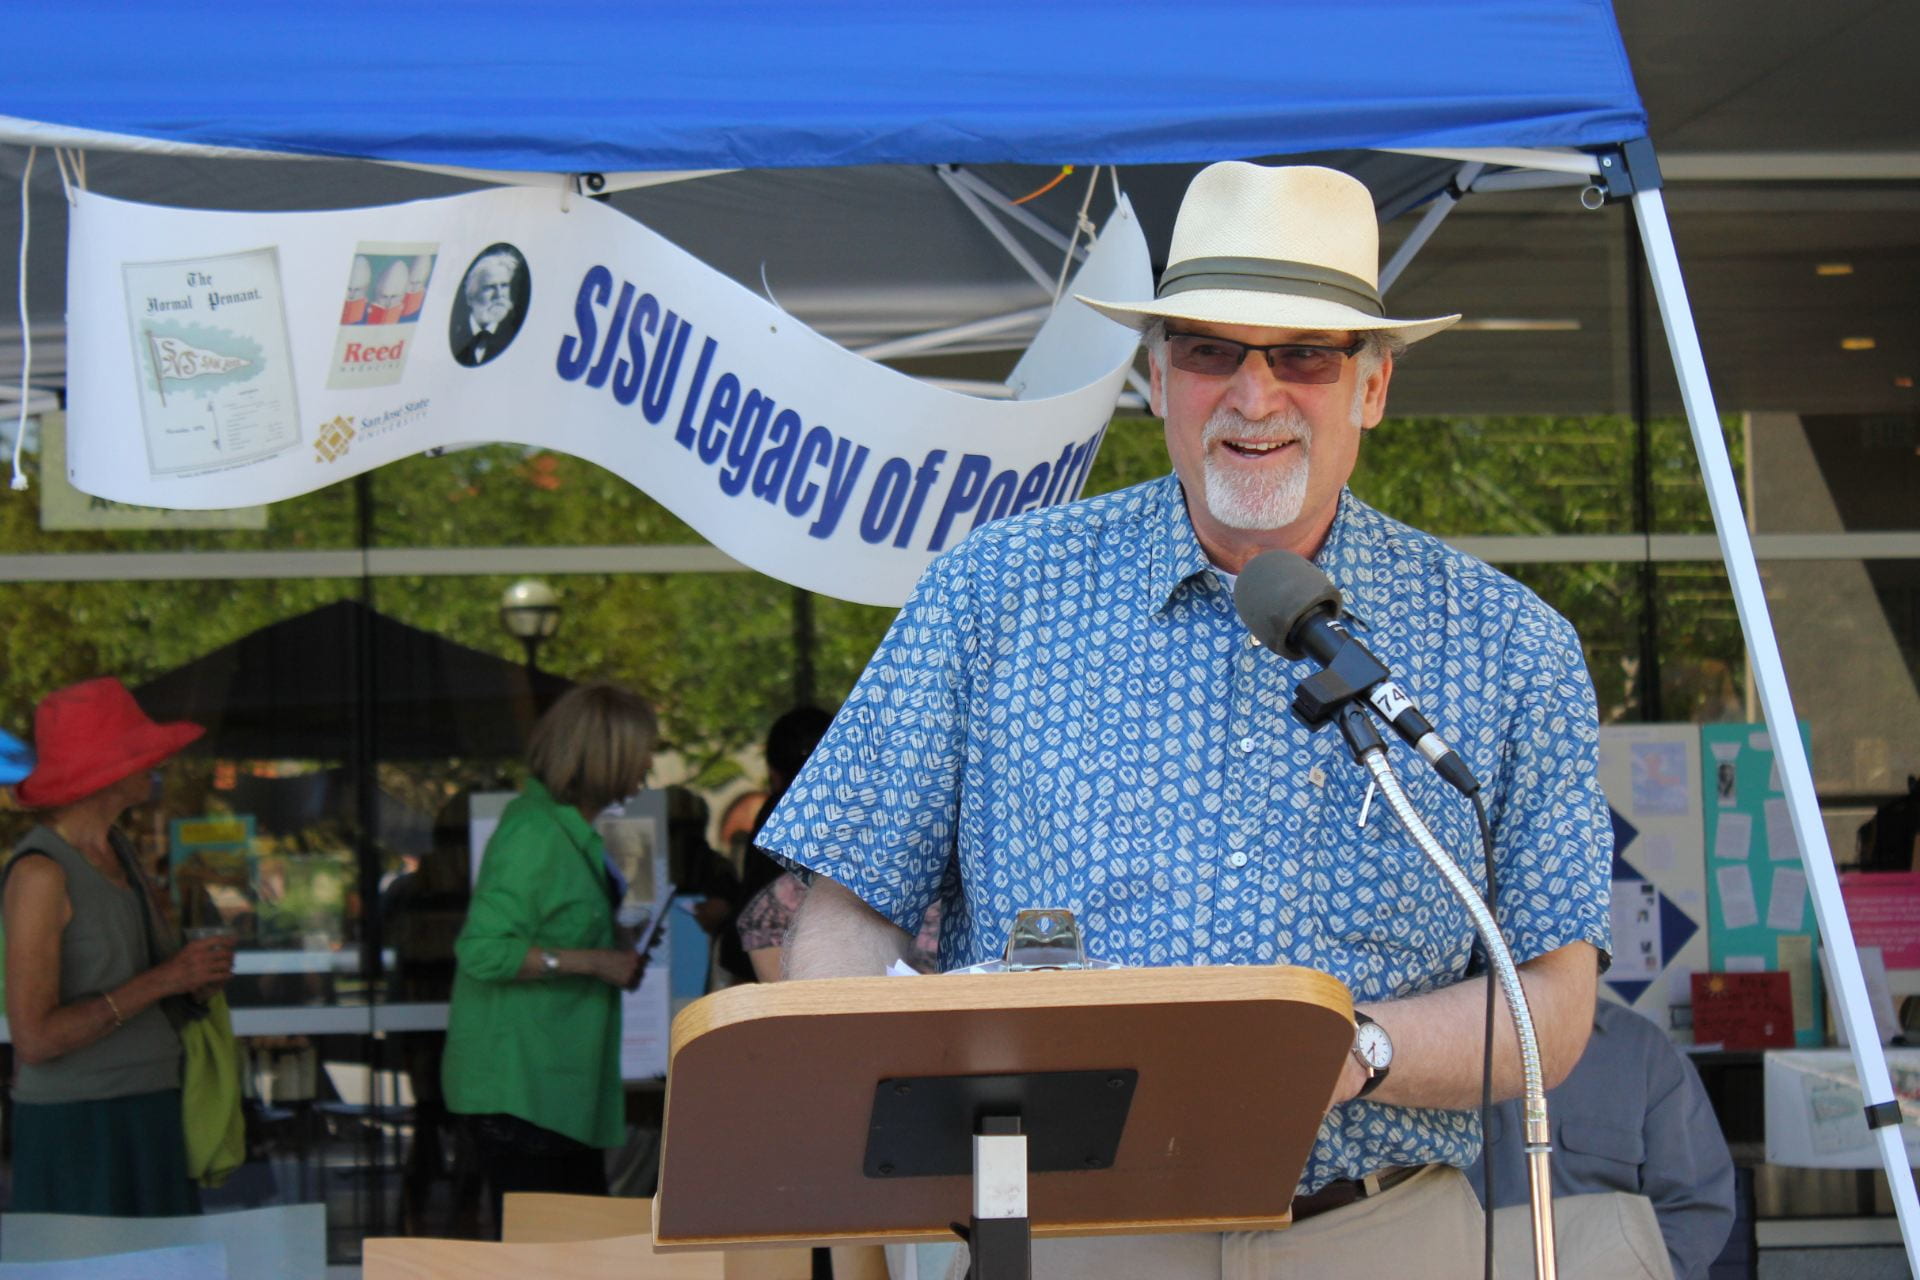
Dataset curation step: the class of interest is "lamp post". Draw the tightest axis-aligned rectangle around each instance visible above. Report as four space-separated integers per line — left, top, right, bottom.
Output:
499 579 561 676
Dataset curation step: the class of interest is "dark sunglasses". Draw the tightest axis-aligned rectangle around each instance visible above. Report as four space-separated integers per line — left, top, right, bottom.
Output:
1165 331 1365 384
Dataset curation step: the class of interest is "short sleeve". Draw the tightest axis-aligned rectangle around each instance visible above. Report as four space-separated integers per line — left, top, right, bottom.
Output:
1488 604 1614 968
756 550 975 935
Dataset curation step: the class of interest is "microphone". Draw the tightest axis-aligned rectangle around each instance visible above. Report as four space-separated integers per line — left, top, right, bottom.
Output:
1234 550 1480 796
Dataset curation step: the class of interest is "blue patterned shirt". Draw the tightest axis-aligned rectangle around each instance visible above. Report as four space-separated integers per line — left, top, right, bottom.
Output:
761 473 1612 1192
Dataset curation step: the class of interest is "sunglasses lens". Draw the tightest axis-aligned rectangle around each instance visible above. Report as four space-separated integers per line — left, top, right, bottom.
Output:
1167 335 1245 376
1167 335 1353 384
1269 348 1343 385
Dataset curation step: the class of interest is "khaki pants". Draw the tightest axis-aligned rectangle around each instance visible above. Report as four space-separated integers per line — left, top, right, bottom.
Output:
943 1164 1487 1279
1491 1192 1673 1280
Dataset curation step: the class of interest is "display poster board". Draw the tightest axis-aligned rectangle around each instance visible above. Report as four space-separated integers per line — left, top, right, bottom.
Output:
1765 1048 1920 1168
466 790 514 888
597 789 674 1080
169 813 255 922
1598 724 1708 1039
1838 872 1920 972
1704 722 1823 1047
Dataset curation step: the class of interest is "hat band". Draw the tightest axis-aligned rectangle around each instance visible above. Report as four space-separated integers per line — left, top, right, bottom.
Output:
1156 256 1384 317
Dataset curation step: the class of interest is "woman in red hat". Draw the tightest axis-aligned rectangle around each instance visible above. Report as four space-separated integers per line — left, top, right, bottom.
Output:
2 677 235 1216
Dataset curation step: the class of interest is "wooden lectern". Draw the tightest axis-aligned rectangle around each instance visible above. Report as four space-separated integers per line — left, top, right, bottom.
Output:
653 966 1352 1265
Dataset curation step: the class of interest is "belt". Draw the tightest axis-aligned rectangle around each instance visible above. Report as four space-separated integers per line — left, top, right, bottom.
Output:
1289 1165 1425 1223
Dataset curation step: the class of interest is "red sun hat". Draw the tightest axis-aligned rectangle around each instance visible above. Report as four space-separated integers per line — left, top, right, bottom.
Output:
14 677 204 809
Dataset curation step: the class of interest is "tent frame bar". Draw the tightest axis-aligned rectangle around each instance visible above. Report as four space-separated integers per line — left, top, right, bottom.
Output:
1631 182 1920 1273
935 165 1058 294
1379 162 1482 294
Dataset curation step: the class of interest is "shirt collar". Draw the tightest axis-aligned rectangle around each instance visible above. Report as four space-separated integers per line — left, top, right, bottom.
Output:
1145 475 1219 614
522 776 601 852
1312 489 1406 633
1146 477 1402 623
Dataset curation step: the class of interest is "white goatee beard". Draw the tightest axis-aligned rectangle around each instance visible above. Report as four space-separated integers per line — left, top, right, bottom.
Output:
1200 405 1315 531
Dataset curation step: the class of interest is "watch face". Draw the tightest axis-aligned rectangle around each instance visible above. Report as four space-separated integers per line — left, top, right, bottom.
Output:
1354 1021 1393 1070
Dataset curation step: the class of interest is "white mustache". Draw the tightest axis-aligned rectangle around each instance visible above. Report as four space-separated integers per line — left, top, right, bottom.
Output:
1201 406 1312 450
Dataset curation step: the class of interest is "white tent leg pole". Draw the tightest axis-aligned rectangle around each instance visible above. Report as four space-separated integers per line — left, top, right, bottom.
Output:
1633 187 1920 1271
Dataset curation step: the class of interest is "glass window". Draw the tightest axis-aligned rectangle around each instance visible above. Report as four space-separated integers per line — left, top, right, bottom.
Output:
366 446 702 548
1357 416 1640 536
1748 412 1920 534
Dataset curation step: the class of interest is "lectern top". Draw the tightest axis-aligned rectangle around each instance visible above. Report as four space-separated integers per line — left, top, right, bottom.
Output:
656 964 1353 1248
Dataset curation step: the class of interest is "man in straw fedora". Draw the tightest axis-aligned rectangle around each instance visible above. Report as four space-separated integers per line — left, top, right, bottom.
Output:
763 163 1611 1275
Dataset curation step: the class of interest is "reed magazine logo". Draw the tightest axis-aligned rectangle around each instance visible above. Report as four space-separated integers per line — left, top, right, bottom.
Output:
328 242 438 390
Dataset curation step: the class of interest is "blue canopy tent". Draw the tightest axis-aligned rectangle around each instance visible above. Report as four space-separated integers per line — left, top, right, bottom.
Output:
4 0 1915 1263
2 2 1643 168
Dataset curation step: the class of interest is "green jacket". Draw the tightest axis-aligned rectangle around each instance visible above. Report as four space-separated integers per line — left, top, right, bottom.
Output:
442 780 623 1148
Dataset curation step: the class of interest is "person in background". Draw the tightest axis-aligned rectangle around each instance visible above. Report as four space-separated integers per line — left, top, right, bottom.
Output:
3 677 234 1215
661 786 748 987
731 706 834 982
442 681 657 1233
1465 1000 1735 1280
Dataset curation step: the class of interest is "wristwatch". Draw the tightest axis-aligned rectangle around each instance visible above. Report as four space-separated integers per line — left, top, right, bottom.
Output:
539 949 561 976
1350 1011 1393 1097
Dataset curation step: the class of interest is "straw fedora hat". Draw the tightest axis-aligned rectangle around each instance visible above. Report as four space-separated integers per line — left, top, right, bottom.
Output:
14 677 203 809
1077 162 1459 344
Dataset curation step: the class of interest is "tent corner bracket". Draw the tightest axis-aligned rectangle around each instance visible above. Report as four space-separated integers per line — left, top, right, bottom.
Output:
1589 137 1662 205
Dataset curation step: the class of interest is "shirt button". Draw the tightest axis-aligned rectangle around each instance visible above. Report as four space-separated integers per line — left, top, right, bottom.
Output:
1227 851 1249 869
1238 737 1256 754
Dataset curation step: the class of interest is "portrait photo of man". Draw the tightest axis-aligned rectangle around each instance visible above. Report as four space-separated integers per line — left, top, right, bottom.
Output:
449 243 529 368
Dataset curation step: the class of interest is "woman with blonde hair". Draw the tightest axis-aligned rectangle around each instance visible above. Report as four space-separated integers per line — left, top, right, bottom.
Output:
442 680 658 1230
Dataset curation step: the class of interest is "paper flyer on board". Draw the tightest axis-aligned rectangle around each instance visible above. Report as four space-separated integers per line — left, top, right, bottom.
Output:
123 248 302 474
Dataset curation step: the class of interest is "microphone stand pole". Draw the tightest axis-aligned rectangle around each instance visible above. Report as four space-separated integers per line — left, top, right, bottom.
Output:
1328 703 1558 1280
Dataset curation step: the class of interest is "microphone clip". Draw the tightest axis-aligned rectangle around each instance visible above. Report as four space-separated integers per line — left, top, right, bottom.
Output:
1289 623 1389 730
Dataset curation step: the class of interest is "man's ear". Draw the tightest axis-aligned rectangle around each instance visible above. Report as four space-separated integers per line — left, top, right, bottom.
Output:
1358 350 1394 429
1147 347 1165 418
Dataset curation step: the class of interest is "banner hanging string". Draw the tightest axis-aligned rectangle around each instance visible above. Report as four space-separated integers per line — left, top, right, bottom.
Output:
1052 165 1105 305
12 146 36 492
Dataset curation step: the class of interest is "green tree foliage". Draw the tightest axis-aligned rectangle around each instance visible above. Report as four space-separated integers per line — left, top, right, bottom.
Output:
2 411 1746 771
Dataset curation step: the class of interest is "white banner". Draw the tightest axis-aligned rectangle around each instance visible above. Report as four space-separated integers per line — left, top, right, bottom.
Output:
66 186 1148 606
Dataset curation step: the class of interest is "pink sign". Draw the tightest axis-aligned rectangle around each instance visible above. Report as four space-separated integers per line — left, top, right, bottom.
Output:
1840 872 1920 970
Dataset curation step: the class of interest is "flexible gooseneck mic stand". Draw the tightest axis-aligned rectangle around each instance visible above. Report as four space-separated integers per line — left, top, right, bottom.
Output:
1324 698 1558 1280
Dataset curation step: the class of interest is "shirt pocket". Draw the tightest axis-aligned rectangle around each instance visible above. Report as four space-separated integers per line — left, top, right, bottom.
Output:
1312 763 1482 984
1558 1118 1646 1181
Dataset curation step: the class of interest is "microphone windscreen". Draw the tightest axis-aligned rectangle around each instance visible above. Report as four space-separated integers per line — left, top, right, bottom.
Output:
1233 550 1341 661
